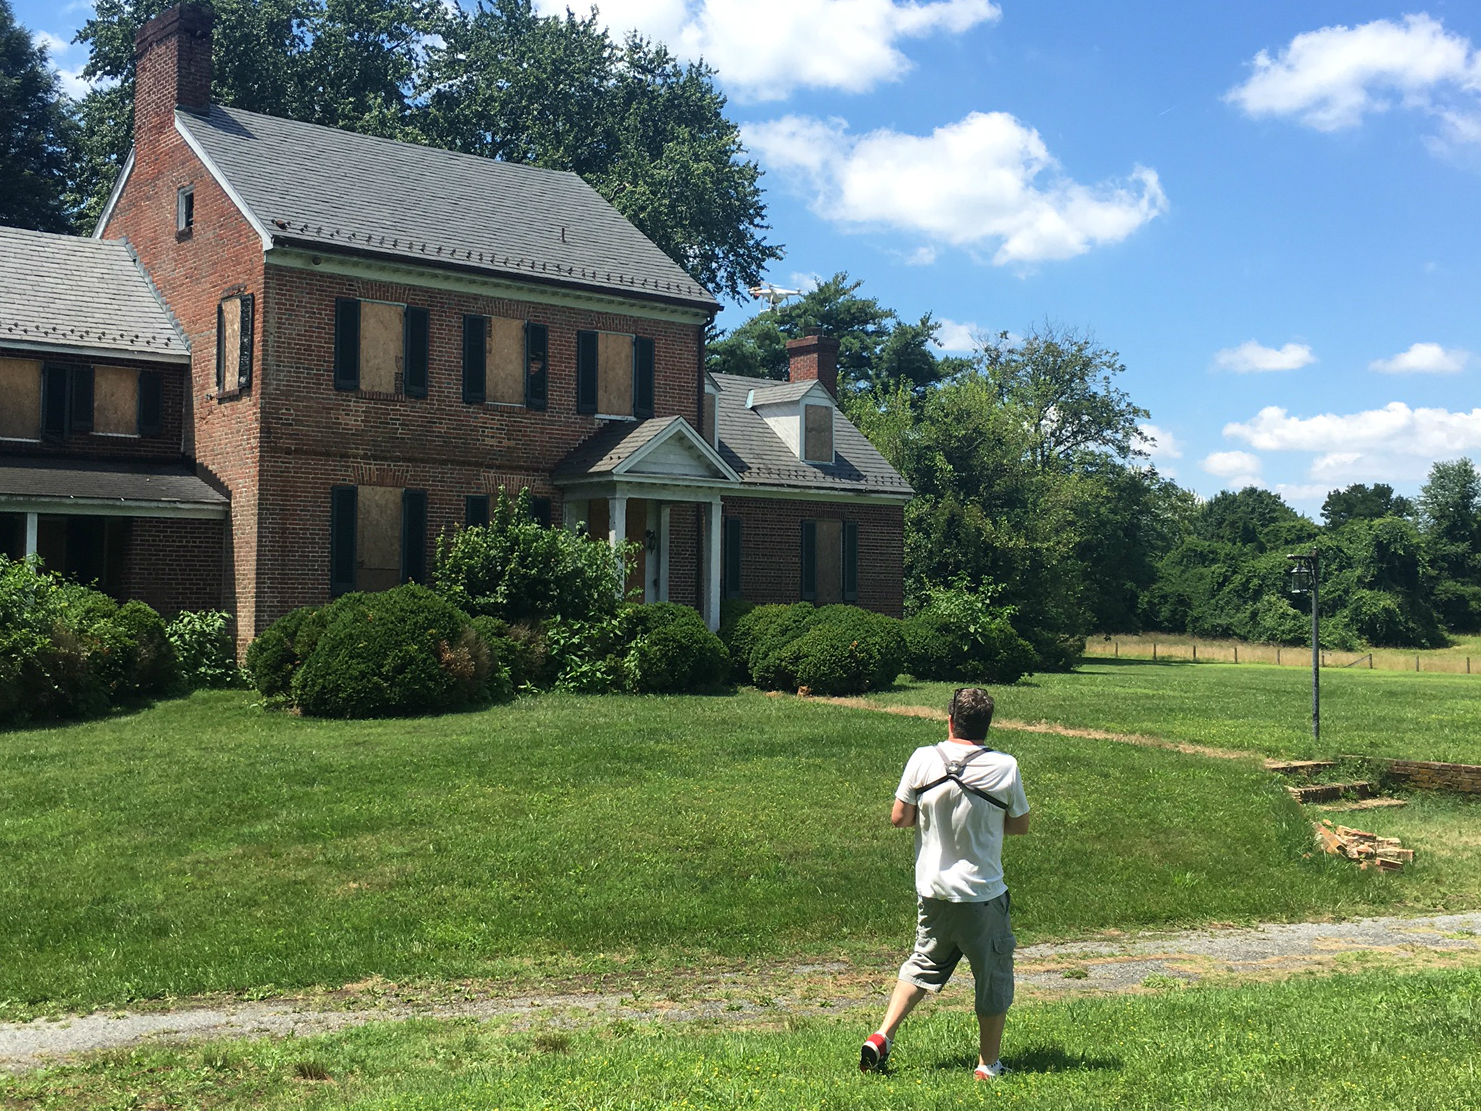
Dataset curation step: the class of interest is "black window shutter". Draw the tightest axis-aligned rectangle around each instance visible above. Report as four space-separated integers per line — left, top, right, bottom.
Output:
843 521 859 602
524 321 548 410
69 366 94 433
138 371 164 436
800 520 817 602
723 517 743 597
633 335 655 419
462 315 486 404
576 330 598 414
465 494 490 528
237 294 254 389
334 298 361 390
215 302 226 391
401 488 428 584
41 365 68 439
329 486 358 596
529 497 552 528
403 306 429 397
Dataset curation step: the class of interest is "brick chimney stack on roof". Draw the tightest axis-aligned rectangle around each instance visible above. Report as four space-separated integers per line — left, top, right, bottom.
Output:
133 4 213 150
785 331 840 398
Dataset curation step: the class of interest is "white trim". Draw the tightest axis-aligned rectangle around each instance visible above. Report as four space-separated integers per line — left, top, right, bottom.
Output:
92 150 135 237
268 247 713 326
613 417 741 483
559 478 726 505
705 500 722 631
723 483 912 506
0 338 190 366
0 495 228 520
595 413 637 423
173 114 277 252
24 513 37 556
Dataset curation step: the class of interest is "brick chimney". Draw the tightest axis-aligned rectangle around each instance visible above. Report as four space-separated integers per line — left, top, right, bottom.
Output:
785 331 839 397
133 4 213 149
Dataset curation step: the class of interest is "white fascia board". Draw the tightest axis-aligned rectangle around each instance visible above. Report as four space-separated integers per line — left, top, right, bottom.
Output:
720 484 913 506
0 338 190 365
614 417 741 483
173 113 276 252
0 495 229 519
92 150 135 238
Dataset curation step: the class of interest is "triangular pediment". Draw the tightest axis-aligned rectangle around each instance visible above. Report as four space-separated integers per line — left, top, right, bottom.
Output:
616 417 739 482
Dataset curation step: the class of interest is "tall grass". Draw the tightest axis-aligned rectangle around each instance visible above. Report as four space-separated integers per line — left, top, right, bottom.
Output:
1086 632 1481 675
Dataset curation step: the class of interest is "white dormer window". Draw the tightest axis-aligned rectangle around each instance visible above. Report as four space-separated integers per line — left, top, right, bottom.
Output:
802 402 833 463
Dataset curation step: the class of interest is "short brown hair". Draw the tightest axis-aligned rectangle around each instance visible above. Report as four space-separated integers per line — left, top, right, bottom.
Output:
949 688 994 741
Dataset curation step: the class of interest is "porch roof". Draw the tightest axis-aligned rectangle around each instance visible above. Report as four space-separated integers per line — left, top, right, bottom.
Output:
0 459 229 517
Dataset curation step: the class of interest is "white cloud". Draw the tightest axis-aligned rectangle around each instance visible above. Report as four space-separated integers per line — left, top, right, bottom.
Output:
1272 483 1332 504
1203 450 1263 480
1225 14 1481 144
932 318 979 352
1224 403 1481 456
534 0 1000 101
744 111 1167 264
1136 422 1183 461
901 245 939 267
30 29 91 98
1212 340 1316 373
1369 342 1469 374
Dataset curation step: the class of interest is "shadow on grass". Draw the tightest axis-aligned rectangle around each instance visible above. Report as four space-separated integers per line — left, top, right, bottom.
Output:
928 1044 1122 1075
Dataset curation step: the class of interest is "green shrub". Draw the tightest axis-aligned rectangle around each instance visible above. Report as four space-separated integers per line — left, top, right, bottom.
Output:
167 610 238 690
624 603 729 693
468 616 516 703
290 584 489 718
736 603 906 694
544 614 628 693
904 586 1037 685
732 603 819 685
113 600 178 698
246 604 322 697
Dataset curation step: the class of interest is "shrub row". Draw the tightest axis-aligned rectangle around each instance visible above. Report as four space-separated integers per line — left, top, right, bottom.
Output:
725 603 908 695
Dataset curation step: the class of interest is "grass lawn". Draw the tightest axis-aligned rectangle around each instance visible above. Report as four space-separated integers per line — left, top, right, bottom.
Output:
0 686 1453 1016
6 966 1480 1109
873 661 1481 763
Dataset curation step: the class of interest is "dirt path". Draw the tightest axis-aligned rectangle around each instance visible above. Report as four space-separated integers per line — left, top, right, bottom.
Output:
5 911 1479 1073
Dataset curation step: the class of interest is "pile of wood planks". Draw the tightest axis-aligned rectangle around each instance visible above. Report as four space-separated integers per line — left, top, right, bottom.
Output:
1314 820 1415 871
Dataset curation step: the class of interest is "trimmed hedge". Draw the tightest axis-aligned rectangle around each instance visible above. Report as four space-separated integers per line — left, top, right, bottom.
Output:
623 602 729 693
729 602 906 695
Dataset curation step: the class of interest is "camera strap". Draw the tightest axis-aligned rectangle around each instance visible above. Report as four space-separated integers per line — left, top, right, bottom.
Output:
915 744 1010 811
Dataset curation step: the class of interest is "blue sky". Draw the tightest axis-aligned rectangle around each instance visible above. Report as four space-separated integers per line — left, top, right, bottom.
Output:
21 0 1481 514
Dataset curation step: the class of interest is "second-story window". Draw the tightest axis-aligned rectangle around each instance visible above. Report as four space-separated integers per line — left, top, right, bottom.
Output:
216 294 254 393
176 186 194 237
333 297 429 397
461 316 548 408
575 330 654 419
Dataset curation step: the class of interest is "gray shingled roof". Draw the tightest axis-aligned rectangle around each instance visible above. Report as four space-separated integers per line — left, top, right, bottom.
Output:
0 226 189 362
554 417 683 478
712 373 913 498
743 380 822 407
0 458 228 510
178 106 718 311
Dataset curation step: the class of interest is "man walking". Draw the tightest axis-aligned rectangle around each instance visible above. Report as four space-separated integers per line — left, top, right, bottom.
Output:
860 687 1031 1080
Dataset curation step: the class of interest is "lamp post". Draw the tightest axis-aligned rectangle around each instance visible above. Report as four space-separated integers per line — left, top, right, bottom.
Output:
1286 551 1320 742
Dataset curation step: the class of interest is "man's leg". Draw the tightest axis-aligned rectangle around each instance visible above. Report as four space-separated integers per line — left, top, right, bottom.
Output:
977 1011 1007 1068
879 979 929 1041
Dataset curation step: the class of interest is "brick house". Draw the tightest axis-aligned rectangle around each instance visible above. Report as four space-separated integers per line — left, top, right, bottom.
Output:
4 3 911 649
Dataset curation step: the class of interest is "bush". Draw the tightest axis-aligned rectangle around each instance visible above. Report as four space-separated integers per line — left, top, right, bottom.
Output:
735 603 905 695
904 586 1037 685
166 610 237 690
731 603 820 686
290 584 490 718
468 616 516 703
624 603 729 693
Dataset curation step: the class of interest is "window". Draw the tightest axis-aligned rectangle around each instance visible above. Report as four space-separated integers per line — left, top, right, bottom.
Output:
176 186 194 236
802 403 834 463
0 358 42 439
462 316 548 408
40 364 92 440
328 485 428 597
800 519 858 604
723 517 742 598
216 294 254 393
138 371 164 437
576 330 654 418
333 297 429 396
702 390 718 447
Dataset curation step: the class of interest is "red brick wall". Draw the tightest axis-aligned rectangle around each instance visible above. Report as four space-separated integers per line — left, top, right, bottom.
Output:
720 497 904 617
119 516 225 616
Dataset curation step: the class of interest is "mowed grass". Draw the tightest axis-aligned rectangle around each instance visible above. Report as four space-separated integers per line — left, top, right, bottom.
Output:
0 687 1437 1015
7 967 1481 1109
873 661 1481 763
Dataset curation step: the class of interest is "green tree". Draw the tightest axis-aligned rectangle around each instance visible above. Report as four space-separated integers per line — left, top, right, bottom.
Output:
0 0 78 232
1320 483 1413 528
1418 458 1481 632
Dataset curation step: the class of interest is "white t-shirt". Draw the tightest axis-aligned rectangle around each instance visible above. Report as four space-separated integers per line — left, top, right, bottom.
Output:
896 741 1030 902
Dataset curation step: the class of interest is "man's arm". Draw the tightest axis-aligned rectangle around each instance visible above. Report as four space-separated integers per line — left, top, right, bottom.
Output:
1004 811 1031 836
891 799 917 828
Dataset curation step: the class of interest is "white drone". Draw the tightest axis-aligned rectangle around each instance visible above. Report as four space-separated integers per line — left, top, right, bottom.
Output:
748 284 802 310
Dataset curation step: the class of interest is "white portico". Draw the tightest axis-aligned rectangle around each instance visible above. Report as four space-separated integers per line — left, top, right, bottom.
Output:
554 416 741 630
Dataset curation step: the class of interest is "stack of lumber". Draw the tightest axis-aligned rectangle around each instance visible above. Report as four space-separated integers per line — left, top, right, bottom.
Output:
1314 820 1415 872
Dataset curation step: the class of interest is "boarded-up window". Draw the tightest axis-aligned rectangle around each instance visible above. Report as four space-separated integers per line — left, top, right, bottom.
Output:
488 316 526 404
597 332 633 415
702 392 717 446
803 404 833 462
357 484 403 592
93 366 139 435
215 294 253 392
814 518 842 605
359 301 404 393
0 358 42 439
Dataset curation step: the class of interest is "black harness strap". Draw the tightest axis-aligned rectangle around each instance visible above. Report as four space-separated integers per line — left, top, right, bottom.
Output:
916 745 1011 811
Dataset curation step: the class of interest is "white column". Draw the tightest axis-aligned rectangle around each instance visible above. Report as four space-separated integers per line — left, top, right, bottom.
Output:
657 504 672 603
24 513 38 557
563 498 583 532
705 499 722 631
608 495 627 598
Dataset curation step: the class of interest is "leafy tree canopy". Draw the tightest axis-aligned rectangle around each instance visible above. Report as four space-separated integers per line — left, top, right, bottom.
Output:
1321 483 1413 528
0 0 78 231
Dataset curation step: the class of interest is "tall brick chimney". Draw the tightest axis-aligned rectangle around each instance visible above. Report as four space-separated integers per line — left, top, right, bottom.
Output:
785 331 839 397
133 4 213 150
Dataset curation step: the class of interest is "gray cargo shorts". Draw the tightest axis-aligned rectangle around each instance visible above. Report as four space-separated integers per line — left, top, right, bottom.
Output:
898 891 1015 1016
